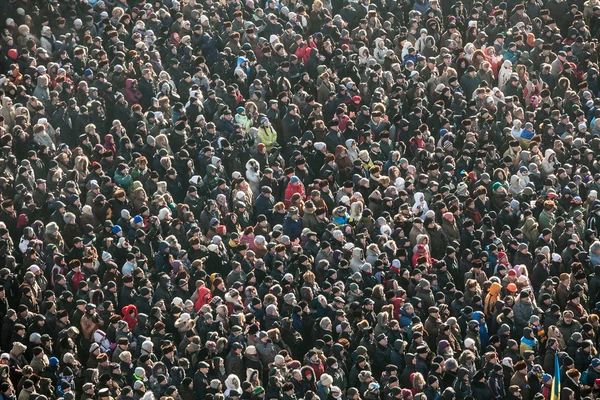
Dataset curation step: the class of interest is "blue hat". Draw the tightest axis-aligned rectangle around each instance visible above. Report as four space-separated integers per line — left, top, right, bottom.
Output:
519 166 528 173
290 176 299 183
440 129 448 136
593 358 600 368
84 68 93 77
49 357 59 367
133 215 143 224
112 225 122 234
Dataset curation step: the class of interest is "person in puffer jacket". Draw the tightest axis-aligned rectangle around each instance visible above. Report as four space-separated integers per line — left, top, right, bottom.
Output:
472 311 490 348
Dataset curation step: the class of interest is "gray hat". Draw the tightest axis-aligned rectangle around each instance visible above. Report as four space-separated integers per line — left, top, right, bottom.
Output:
444 358 458 370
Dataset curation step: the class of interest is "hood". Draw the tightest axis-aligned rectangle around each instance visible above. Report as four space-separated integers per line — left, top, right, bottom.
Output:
198 286 211 299
137 313 148 325
489 282 502 296
134 187 147 200
300 365 316 381
366 244 380 257
473 311 485 323
11 343 26 356
125 78 136 90
245 159 259 171
457 367 469 380
544 149 555 159
352 247 363 260
485 47 496 56
152 361 167 376
414 192 424 203
158 241 170 253
225 374 241 391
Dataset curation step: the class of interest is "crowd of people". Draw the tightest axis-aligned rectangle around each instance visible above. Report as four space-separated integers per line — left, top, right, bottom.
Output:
4 0 600 399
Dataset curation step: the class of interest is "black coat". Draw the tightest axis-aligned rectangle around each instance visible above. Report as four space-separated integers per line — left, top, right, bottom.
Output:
471 381 493 400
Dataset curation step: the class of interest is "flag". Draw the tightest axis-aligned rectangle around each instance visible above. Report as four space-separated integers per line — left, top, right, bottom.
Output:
551 354 561 400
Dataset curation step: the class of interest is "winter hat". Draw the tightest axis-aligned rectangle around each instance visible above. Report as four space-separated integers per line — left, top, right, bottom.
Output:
320 374 333 386
141 341 153 352
444 358 458 370
63 212 76 224
274 355 285 366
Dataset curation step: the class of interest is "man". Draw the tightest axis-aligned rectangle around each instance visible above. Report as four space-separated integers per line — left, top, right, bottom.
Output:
193 361 210 400
424 375 442 400
373 334 392 378
325 120 344 153
225 342 245 380
255 186 275 220
513 291 535 337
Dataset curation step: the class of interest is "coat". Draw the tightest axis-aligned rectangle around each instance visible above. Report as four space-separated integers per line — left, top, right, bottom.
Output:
225 350 245 380
510 371 530 400
257 125 278 151
512 299 535 337
283 216 302 241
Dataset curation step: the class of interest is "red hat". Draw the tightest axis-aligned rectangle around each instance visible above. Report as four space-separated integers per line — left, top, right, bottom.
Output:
92 161 101 170
508 269 517 276
498 252 507 260
352 95 362 103
7 49 17 60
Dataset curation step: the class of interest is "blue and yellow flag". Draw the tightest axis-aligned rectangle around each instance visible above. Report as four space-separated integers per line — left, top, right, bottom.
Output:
551 354 561 400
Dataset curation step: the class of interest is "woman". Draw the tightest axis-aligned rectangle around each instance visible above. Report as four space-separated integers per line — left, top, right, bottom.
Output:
335 145 353 182
412 192 428 218
272 202 287 226
498 60 514 91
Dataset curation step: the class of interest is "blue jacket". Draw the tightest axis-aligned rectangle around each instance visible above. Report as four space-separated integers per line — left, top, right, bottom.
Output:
283 216 302 241
473 311 490 348
255 194 275 217
399 308 416 330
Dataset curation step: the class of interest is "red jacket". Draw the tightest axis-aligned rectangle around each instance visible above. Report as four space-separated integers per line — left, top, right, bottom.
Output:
194 286 212 311
121 304 138 330
284 182 305 208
